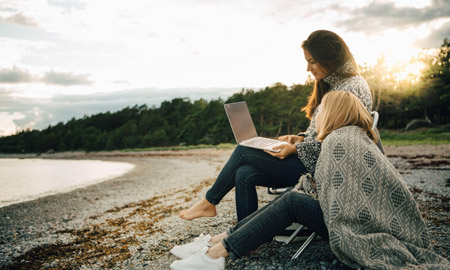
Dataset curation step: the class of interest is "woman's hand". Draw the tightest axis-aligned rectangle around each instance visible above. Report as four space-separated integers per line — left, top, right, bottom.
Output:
265 143 297 159
278 135 305 144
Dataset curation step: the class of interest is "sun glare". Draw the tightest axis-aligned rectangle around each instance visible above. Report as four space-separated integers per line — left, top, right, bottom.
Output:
376 48 429 86
393 61 426 84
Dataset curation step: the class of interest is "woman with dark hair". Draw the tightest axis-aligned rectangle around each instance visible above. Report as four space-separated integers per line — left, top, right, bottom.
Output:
178 30 373 222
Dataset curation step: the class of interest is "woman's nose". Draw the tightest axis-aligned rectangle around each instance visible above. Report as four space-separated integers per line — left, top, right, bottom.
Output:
306 63 312 72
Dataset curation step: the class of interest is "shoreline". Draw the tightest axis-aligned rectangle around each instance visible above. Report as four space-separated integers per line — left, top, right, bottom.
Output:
0 145 449 269
0 159 136 208
1 143 449 159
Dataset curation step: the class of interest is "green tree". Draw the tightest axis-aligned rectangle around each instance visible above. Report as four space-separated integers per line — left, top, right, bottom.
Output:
417 38 450 124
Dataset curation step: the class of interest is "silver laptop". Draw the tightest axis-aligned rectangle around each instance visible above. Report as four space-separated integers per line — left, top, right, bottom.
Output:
224 101 288 152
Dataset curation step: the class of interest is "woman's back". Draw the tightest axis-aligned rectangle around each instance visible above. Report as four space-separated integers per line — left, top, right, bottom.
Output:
315 126 448 269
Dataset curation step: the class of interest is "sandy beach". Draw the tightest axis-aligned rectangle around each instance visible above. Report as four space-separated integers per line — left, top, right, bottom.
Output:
0 145 449 269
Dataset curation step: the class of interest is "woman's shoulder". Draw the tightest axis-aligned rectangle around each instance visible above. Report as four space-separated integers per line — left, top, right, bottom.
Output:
320 126 379 166
336 74 369 91
322 126 367 146
330 75 372 111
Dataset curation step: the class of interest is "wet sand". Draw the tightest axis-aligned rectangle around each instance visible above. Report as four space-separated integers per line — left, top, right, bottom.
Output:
0 145 449 269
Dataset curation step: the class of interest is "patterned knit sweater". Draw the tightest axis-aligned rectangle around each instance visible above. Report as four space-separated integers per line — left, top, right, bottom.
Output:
316 126 449 270
295 62 372 173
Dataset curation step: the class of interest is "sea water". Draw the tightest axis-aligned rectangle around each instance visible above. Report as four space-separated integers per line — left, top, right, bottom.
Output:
0 158 135 208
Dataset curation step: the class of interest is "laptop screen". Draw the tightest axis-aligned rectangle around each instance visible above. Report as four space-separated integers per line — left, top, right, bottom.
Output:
224 101 258 143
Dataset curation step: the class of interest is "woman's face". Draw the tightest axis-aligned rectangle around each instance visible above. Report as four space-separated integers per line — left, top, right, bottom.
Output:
315 105 324 133
304 50 328 80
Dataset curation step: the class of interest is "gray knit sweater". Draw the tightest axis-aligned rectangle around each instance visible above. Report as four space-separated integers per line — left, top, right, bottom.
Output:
295 62 372 173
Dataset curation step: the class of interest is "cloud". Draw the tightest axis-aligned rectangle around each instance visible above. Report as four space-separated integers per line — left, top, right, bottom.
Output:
0 21 58 41
415 21 450 48
0 66 34 83
112 80 130 85
48 0 86 11
41 71 93 86
0 13 38 27
335 0 450 34
0 66 94 86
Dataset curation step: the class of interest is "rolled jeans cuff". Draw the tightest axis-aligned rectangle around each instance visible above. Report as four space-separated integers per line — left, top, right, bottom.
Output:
222 238 241 260
205 190 220 205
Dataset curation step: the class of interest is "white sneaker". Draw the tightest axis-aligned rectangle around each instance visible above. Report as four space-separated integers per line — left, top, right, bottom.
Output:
170 234 212 259
170 247 225 270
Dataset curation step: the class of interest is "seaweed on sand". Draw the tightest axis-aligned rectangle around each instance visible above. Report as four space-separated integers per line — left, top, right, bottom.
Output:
2 179 214 269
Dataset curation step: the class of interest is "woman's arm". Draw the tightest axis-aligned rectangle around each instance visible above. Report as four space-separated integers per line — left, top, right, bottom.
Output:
295 140 322 173
264 139 322 173
264 143 297 159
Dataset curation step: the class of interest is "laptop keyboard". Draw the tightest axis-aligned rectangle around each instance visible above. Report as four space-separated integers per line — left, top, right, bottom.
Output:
242 137 281 148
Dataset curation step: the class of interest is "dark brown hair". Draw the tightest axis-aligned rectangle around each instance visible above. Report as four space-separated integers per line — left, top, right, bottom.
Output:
301 30 357 119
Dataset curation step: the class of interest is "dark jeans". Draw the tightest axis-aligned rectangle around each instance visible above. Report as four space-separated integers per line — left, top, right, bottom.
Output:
205 145 306 221
222 190 328 260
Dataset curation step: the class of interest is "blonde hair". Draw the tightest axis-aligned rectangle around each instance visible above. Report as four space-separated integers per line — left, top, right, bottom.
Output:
316 91 377 142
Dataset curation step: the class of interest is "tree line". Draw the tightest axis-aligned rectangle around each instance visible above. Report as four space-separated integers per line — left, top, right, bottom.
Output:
0 39 448 153
0 84 312 153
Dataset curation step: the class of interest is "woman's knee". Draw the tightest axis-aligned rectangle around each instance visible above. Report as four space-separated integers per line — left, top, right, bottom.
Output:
273 191 296 210
280 190 297 202
235 164 259 187
233 145 260 157
233 145 246 156
279 191 314 213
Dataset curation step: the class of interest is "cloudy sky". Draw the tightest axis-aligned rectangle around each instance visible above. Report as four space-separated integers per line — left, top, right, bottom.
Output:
1 0 449 136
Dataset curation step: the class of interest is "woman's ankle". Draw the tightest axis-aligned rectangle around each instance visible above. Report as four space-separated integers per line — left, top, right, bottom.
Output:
207 243 229 259
200 197 214 208
210 232 228 245
178 197 217 220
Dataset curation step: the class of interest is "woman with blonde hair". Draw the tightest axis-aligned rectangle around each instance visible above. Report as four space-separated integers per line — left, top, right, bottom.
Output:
169 91 448 270
179 30 374 222
315 90 377 142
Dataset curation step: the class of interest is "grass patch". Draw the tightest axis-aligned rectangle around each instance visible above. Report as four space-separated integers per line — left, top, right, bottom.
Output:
121 143 236 152
380 127 450 146
119 127 450 151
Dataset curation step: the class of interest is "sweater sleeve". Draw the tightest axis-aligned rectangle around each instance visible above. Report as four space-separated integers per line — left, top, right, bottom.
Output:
295 140 322 174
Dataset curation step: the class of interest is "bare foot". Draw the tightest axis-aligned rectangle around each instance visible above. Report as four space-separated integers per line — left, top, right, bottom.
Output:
179 198 217 220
